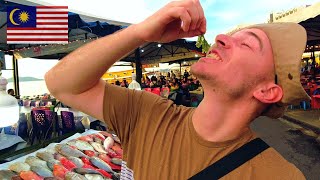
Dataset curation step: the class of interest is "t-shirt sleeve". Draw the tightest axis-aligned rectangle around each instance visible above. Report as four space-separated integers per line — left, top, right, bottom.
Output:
290 166 306 180
103 83 167 147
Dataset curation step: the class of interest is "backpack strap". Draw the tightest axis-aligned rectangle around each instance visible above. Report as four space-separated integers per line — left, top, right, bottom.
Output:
189 138 270 180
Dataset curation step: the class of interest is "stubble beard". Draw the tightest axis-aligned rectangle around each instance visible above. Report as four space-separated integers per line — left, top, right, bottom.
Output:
190 65 254 100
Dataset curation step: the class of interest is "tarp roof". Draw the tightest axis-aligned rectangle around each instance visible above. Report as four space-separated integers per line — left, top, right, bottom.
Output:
123 39 203 64
271 2 320 45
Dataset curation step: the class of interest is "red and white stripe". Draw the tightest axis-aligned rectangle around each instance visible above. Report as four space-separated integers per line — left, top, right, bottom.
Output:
7 6 69 44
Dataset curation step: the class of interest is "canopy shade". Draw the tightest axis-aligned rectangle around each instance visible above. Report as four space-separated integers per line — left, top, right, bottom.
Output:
270 2 320 46
123 39 203 64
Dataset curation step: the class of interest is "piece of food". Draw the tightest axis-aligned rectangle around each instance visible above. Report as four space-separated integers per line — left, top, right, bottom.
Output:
25 156 49 169
90 142 107 154
19 171 43 180
67 140 95 151
9 162 30 173
30 166 53 178
90 157 113 173
55 144 88 158
0 170 17 180
103 137 114 151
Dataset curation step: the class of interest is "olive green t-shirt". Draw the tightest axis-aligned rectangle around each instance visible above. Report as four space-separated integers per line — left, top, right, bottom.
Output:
103 84 305 180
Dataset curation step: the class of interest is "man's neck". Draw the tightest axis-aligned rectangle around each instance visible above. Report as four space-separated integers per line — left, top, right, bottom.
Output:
192 95 254 143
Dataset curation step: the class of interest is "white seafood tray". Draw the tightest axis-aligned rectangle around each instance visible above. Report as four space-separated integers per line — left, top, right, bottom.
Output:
0 129 101 169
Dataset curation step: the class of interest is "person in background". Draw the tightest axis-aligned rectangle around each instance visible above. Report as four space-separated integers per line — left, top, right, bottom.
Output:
150 76 158 88
7 89 15 97
145 76 151 87
183 69 189 79
188 81 197 91
169 78 180 92
120 79 128 88
159 73 165 81
141 79 147 88
171 70 176 79
115 80 121 86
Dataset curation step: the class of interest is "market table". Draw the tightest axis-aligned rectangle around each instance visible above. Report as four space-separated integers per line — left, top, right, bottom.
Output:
0 129 100 167
0 129 83 163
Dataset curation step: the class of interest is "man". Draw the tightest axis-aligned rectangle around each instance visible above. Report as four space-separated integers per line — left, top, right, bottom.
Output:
184 69 190 79
45 0 309 179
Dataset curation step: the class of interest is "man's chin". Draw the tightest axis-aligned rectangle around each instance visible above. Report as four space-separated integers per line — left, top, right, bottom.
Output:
190 63 201 76
191 71 210 81
191 64 209 80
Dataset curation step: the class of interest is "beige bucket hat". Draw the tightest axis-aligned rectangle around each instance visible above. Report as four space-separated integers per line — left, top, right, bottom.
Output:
243 23 311 118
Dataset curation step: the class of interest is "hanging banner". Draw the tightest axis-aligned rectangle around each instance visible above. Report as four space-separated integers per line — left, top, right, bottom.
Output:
0 51 5 70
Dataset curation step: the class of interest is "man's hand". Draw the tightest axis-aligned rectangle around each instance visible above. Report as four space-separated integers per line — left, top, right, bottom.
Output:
134 0 206 43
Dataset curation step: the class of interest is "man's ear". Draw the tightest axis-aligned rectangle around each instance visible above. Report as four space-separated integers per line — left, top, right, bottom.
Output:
253 84 283 103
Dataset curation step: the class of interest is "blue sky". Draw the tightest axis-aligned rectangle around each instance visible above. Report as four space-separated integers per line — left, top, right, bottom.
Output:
144 0 319 42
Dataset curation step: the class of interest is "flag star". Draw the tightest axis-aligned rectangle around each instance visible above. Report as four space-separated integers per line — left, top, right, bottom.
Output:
19 11 29 23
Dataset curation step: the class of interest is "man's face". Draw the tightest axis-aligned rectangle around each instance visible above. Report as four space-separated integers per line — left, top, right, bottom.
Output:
190 28 274 98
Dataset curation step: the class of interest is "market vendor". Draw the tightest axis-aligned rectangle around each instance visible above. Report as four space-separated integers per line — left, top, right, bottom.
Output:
45 0 308 179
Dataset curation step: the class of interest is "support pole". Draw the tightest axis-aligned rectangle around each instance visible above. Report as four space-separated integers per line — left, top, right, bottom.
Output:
135 48 142 85
312 46 316 78
12 55 20 98
179 61 182 80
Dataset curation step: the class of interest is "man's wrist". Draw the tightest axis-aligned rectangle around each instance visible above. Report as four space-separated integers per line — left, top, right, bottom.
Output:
127 24 148 45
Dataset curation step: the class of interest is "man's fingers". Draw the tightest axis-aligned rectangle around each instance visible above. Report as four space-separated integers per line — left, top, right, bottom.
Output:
166 0 203 32
178 29 203 39
180 8 192 32
140 0 207 42
167 7 191 32
188 0 200 31
199 18 207 34
194 0 205 30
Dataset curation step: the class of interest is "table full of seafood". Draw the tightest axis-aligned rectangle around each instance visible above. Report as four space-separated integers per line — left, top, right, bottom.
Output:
0 130 123 180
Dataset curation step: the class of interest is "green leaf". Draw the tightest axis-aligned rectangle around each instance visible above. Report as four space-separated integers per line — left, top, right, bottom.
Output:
196 35 211 53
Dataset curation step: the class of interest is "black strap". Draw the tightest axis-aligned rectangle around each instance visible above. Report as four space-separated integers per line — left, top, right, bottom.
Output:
189 138 270 180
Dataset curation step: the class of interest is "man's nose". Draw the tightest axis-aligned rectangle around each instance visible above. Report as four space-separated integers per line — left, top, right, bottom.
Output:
215 34 232 49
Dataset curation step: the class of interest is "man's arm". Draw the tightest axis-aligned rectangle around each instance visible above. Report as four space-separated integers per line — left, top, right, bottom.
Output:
44 0 206 121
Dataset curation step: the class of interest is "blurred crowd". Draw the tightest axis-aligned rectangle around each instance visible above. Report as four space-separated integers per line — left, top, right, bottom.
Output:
301 63 320 75
112 70 201 93
111 70 203 106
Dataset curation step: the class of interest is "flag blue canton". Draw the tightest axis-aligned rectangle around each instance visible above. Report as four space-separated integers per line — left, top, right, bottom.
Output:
7 6 36 28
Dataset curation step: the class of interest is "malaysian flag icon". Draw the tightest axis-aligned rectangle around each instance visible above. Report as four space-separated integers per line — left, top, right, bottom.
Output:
7 5 68 44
